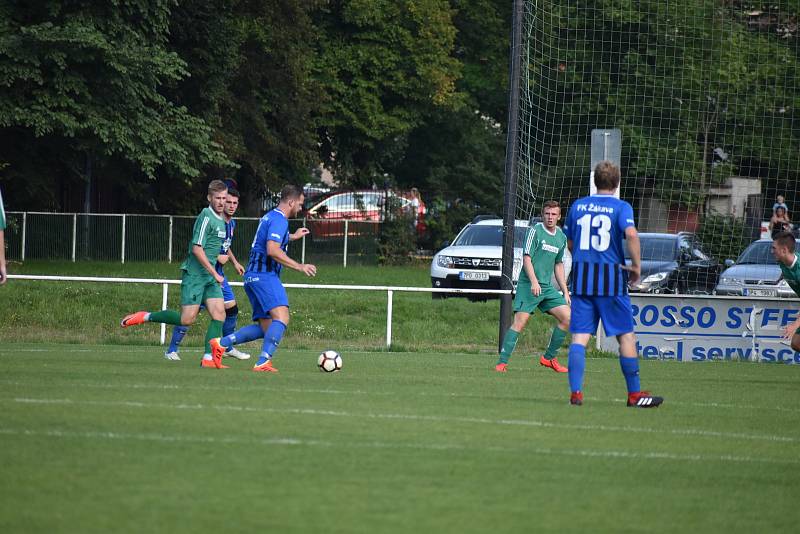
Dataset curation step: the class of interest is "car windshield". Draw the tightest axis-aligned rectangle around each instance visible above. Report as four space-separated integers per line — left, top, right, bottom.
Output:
736 242 777 265
625 237 676 261
453 225 528 248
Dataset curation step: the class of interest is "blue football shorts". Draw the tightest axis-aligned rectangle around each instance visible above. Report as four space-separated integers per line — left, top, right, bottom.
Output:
220 276 235 303
244 273 289 320
570 294 635 336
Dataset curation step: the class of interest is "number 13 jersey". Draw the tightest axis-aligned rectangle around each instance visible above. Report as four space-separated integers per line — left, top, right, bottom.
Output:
563 194 635 296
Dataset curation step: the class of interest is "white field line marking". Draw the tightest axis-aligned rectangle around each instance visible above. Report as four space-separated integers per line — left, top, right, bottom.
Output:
0 426 795 466
10 397 799 444
3 378 800 415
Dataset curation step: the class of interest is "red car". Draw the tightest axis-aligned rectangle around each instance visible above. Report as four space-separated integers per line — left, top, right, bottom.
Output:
302 190 426 239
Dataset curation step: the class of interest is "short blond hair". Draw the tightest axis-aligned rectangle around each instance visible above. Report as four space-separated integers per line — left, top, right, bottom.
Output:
208 180 228 195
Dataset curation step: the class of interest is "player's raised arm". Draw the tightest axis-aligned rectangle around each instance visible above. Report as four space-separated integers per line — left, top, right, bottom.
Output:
290 227 310 241
267 239 316 277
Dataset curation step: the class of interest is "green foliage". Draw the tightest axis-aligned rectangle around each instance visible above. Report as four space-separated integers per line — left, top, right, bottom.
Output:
168 0 321 189
313 0 463 184
696 214 754 262
423 196 487 251
376 198 417 265
0 1 230 178
525 0 800 209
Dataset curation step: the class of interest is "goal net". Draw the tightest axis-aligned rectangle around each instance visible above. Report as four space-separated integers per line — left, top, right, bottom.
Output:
514 0 800 291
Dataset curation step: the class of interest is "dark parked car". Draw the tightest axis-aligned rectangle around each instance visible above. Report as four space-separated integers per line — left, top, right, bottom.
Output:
714 239 800 298
627 232 720 294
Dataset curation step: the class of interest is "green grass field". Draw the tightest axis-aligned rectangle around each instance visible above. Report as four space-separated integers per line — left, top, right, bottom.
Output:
3 261 570 355
1 343 799 533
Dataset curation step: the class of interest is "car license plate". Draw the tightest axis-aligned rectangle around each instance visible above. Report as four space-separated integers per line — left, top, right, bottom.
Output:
745 288 777 297
459 271 490 281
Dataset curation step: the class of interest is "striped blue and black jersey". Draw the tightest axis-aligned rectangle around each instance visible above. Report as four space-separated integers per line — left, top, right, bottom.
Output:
246 209 289 276
214 218 236 276
563 194 635 296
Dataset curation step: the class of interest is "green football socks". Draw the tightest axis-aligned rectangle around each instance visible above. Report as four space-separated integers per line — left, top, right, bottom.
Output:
147 310 182 326
543 326 567 360
204 319 223 354
498 328 520 364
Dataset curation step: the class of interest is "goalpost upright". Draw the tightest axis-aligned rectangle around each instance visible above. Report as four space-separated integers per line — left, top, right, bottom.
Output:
499 0 526 350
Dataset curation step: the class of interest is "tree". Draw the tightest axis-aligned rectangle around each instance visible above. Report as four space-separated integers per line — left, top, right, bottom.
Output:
312 0 463 185
168 0 322 196
0 0 230 210
524 0 800 211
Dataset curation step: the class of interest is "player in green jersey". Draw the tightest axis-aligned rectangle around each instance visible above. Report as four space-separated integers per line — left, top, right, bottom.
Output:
120 180 230 369
771 231 800 351
496 200 571 373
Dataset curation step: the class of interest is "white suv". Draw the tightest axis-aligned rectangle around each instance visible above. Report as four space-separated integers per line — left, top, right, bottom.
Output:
430 217 571 300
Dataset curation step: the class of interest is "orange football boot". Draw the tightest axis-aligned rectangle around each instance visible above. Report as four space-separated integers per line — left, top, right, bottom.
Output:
120 311 148 328
209 338 226 367
539 355 568 373
200 358 228 369
252 360 279 373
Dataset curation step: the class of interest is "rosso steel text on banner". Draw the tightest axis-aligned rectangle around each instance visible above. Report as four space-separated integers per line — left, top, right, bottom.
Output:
597 295 800 364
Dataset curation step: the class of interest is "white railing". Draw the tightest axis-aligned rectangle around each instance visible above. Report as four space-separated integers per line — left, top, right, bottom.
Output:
4 212 381 267
7 274 511 348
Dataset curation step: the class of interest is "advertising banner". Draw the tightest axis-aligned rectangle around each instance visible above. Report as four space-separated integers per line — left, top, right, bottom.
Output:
597 295 800 364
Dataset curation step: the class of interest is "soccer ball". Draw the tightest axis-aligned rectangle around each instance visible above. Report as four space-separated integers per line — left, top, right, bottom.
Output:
318 350 343 373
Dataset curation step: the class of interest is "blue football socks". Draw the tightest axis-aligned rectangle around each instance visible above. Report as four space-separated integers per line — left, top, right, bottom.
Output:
223 309 238 337
221 323 265 349
256 319 286 365
258 320 287 364
168 326 188 353
619 356 641 394
567 344 586 393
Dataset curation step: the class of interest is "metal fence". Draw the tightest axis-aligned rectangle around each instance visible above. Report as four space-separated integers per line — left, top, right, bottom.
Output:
8 274 510 348
4 212 382 266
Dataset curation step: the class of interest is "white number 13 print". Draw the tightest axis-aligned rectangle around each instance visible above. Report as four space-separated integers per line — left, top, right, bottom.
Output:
576 213 611 251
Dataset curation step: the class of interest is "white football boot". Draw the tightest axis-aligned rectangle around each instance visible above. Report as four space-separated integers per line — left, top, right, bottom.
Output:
225 347 251 360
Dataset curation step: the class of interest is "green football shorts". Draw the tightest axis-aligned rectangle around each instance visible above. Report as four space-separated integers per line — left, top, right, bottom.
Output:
513 284 567 314
180 271 223 305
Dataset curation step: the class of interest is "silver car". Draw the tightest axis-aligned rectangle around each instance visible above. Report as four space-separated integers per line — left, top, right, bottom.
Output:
714 239 799 298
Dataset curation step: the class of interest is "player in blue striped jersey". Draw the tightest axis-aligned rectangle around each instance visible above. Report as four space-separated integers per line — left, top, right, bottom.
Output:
164 189 250 361
562 161 663 408
210 184 316 372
